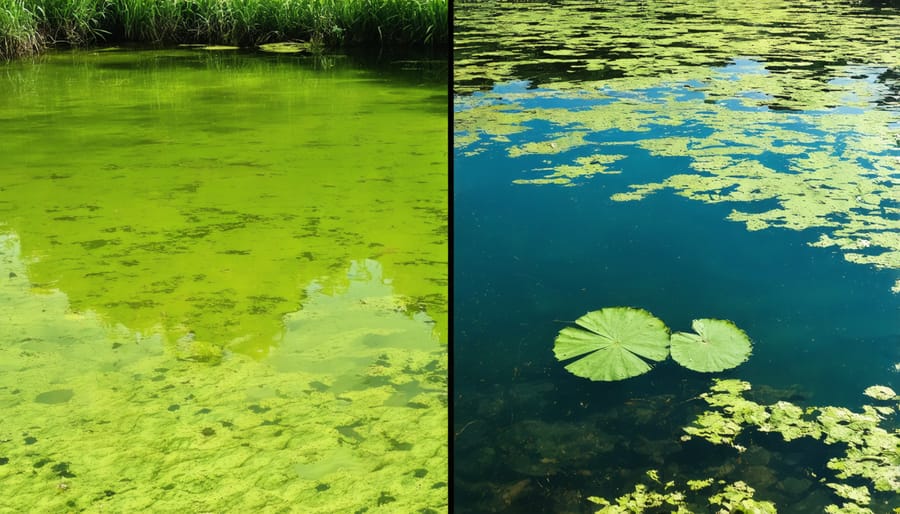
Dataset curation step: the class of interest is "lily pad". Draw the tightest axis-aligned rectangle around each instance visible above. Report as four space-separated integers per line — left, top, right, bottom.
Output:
553 307 669 381
670 319 752 373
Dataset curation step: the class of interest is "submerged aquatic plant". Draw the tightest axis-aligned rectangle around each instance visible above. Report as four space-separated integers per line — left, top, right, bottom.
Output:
554 307 753 381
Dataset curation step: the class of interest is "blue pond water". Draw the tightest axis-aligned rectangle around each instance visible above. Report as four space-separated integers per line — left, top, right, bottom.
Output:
453 82 899 512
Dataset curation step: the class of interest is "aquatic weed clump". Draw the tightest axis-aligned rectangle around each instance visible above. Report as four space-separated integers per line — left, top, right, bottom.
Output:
0 0 448 60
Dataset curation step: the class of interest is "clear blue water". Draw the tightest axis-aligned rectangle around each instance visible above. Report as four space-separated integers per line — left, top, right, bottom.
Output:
453 81 899 512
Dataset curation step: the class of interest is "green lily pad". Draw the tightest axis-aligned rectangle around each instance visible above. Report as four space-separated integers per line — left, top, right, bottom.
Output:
553 307 669 381
670 319 752 373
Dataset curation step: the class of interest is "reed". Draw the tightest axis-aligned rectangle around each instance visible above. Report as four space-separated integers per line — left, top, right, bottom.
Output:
0 0 447 60
33 0 108 45
0 0 41 59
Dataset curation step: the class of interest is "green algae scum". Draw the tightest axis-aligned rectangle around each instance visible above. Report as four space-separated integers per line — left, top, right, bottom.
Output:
455 0 898 512
0 47 447 512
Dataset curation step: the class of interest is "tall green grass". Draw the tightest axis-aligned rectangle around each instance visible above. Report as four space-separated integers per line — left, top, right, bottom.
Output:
0 0 447 60
1 0 40 59
33 0 108 45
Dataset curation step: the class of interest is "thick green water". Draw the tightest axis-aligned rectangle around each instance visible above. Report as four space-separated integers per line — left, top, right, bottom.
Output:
0 48 447 512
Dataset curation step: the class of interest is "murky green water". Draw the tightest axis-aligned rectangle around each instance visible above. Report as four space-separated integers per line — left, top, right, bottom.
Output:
0 48 447 512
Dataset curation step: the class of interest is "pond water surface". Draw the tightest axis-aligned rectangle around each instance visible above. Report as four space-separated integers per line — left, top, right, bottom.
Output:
0 48 447 512
455 1 898 512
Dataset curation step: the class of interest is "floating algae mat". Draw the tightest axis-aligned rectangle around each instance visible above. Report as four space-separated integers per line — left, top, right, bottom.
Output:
0 48 446 511
454 0 898 512
0 47 447 349
456 0 900 289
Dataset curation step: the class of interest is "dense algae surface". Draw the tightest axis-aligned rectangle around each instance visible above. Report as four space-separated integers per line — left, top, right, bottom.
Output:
0 49 447 511
0 48 448 352
455 0 900 290
0 236 447 512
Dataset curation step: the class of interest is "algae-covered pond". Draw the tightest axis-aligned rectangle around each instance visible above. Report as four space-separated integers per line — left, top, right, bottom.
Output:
454 0 898 512
0 48 447 512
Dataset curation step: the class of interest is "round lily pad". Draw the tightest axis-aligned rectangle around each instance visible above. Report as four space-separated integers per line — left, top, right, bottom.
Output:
670 319 752 373
553 307 670 381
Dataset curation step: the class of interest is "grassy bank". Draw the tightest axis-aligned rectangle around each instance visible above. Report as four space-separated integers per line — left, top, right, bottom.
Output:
1 0 447 60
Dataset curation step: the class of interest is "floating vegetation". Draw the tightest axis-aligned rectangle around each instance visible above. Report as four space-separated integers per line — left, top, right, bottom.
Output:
0 235 447 512
0 49 448 353
863 385 898 401
512 153 625 186
456 0 900 291
258 41 312 54
455 1 898 512
554 308 752 381
581 378 898 512
587 474 776 513
683 379 900 495
670 319 753 373
456 76 900 289
553 307 670 381
201 45 240 51
455 1 900 98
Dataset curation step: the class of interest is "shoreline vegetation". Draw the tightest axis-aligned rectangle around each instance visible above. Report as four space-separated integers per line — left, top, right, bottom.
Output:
0 0 448 60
